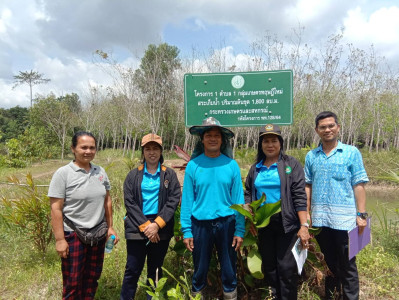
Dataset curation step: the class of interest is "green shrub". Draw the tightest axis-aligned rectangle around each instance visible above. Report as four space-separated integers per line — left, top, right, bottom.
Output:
0 173 53 255
357 245 399 298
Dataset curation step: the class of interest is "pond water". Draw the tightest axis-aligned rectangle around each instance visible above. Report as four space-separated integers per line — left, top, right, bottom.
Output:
366 186 399 225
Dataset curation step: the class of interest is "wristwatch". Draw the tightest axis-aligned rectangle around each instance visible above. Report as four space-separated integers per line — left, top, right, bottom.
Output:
301 223 309 228
357 212 368 220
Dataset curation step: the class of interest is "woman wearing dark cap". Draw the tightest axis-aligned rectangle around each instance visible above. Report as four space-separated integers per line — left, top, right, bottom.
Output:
120 133 181 300
244 124 309 300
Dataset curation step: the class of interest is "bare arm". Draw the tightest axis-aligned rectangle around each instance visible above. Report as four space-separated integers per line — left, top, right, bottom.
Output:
50 197 69 258
297 210 310 248
305 184 312 227
354 183 366 212
354 183 367 234
104 190 119 245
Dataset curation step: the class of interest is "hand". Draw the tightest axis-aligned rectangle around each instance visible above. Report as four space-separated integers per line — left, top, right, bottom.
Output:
143 222 159 240
55 239 69 258
357 217 367 235
249 224 257 237
149 233 160 243
232 236 243 251
297 226 310 249
183 238 194 252
107 227 119 245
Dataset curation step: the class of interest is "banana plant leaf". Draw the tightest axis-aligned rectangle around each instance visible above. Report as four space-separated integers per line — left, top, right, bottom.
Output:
255 200 282 228
230 204 253 220
173 239 190 256
243 231 257 247
248 193 266 213
247 248 264 279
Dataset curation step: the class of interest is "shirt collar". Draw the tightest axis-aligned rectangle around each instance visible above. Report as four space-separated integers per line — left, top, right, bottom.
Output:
316 140 343 154
256 160 277 169
144 162 161 175
68 161 96 173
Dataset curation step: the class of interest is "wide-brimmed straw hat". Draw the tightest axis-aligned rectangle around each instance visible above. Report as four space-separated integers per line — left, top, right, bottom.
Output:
189 117 234 139
141 133 162 148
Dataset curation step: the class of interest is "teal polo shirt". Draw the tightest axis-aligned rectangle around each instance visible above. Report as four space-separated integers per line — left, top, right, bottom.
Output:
254 160 281 204
141 162 161 215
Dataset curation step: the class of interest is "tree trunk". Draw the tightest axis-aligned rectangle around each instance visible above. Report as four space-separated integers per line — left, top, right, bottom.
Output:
131 132 138 159
61 125 66 160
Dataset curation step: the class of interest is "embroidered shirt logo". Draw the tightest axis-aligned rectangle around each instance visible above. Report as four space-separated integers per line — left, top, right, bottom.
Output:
164 180 169 189
99 175 104 182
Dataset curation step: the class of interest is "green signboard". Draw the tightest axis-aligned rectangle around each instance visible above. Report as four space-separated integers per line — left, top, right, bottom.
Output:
184 70 293 127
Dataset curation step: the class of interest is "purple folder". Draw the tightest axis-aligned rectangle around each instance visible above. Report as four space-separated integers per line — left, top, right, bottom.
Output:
348 217 371 260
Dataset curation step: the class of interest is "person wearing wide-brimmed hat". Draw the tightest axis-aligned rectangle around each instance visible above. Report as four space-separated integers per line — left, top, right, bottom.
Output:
181 117 245 300
244 124 309 300
120 133 181 300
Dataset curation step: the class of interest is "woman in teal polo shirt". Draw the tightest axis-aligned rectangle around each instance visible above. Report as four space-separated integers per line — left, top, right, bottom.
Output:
120 133 181 300
244 124 309 300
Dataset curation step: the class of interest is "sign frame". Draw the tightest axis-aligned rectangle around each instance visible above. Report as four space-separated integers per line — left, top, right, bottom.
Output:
184 70 293 127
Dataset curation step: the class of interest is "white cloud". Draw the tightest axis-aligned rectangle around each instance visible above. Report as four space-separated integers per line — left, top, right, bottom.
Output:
343 6 399 59
345 6 399 43
0 8 12 34
294 0 331 22
1 0 399 108
0 78 30 107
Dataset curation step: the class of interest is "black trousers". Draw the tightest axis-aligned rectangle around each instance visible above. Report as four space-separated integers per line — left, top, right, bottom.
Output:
258 214 299 300
120 239 170 300
316 227 359 300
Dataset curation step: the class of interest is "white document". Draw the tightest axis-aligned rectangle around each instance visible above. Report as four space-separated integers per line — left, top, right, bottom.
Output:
291 238 307 274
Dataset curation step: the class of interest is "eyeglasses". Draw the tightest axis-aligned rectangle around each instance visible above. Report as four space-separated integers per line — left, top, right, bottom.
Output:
317 123 337 131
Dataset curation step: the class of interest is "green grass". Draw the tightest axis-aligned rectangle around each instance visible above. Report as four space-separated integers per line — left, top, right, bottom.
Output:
0 149 399 299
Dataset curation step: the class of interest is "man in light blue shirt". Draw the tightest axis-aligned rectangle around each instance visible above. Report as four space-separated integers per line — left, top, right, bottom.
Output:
181 117 245 300
305 111 368 300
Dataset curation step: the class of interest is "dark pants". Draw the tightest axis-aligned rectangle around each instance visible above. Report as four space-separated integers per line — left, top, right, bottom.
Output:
191 215 237 293
62 231 106 300
120 239 170 300
316 227 359 300
258 214 299 300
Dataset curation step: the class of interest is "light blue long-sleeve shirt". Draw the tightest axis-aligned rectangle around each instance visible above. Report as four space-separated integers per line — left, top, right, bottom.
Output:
181 153 245 239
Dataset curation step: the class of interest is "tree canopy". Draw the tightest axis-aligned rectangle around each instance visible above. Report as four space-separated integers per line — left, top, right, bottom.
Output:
13 70 51 107
2 37 399 167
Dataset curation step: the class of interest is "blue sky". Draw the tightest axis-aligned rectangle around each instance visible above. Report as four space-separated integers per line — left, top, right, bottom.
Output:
163 18 248 57
1 0 399 108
